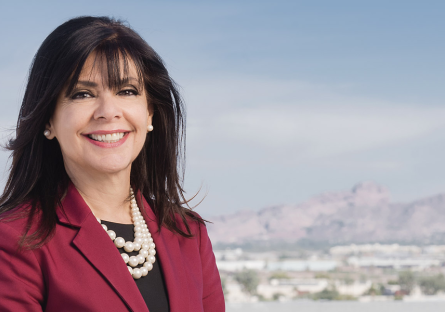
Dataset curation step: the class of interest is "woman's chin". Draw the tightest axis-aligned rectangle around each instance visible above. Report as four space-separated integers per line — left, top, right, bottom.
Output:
88 160 132 175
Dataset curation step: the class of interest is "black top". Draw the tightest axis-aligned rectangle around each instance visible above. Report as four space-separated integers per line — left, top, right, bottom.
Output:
101 220 170 312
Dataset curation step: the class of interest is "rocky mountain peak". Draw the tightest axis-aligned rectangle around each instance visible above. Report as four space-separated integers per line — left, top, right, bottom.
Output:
350 181 390 206
208 182 445 245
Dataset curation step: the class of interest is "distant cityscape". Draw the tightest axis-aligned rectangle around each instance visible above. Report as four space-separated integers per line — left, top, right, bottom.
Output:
217 244 445 302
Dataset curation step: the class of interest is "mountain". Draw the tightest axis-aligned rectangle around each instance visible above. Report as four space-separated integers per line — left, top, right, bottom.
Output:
207 182 445 246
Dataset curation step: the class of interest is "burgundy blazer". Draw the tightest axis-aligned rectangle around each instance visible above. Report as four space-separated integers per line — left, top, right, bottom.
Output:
0 184 225 311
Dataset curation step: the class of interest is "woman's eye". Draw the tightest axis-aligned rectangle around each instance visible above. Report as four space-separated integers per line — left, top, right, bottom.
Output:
71 92 92 99
119 89 138 96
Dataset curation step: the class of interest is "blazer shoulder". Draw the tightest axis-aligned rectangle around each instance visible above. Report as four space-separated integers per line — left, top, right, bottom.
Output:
0 202 35 232
176 209 208 236
0 205 46 311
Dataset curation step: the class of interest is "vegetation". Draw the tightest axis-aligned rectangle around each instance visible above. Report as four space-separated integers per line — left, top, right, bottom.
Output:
221 277 228 296
312 287 356 301
234 269 260 295
314 272 330 279
418 274 445 295
272 293 284 301
342 276 354 285
312 288 340 301
398 271 416 294
364 283 383 296
269 271 290 280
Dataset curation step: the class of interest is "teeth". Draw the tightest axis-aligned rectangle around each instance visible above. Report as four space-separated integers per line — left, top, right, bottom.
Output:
89 132 126 143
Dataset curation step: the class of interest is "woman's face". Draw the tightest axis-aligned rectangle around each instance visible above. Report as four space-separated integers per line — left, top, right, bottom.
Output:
47 53 152 178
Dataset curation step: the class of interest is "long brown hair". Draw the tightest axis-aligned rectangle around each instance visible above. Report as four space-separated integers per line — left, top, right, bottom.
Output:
0 16 203 249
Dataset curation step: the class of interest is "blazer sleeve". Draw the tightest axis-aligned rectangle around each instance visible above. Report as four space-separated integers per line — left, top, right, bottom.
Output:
0 222 45 312
198 222 225 311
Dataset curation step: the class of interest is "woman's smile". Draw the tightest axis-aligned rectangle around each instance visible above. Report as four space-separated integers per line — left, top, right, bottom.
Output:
84 131 131 147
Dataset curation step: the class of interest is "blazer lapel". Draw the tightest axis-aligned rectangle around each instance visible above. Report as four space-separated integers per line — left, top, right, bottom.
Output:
57 184 149 312
140 196 190 312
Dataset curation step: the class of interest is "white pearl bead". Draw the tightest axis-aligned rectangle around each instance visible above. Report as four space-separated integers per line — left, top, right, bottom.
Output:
134 237 143 245
135 232 144 238
149 249 156 256
132 268 142 279
141 266 149 276
124 242 134 252
101 224 108 231
121 253 130 263
133 242 141 251
141 243 150 250
129 256 139 267
149 242 155 249
134 221 142 226
148 237 153 243
96 217 101 223
147 255 156 263
128 266 133 274
114 237 125 248
134 226 142 233
107 230 116 240
144 262 153 271
142 238 149 244
139 249 149 257
137 254 145 264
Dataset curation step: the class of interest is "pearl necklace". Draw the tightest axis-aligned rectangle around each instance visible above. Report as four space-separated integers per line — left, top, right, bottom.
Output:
96 188 156 279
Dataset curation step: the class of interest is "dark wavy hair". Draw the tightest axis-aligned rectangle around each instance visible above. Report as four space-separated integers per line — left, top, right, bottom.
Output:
0 16 203 248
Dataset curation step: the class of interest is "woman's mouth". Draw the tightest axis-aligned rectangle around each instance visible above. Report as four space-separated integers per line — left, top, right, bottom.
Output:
87 132 126 143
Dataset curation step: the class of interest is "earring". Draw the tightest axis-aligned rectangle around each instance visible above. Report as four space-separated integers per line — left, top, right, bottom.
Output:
147 125 154 132
43 130 51 137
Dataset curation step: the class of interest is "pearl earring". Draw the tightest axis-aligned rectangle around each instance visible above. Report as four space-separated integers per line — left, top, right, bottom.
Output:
147 125 153 132
43 130 51 137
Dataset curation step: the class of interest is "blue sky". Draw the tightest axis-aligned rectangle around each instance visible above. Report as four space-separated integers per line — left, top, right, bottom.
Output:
1 1 445 217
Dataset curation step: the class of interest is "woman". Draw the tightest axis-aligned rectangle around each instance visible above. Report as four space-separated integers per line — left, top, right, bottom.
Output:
0 16 224 312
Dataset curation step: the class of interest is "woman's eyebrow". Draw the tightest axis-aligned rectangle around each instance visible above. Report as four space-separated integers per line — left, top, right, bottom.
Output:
119 77 140 85
76 80 98 87
74 77 140 89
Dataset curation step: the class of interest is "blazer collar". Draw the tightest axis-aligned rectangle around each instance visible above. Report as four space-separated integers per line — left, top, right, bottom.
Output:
56 182 91 227
56 183 149 312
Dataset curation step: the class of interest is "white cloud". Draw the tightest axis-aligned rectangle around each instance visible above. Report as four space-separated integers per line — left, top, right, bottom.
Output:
183 76 445 164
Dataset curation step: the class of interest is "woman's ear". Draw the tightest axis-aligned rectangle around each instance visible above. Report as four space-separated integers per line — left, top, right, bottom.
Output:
147 104 154 133
44 122 56 140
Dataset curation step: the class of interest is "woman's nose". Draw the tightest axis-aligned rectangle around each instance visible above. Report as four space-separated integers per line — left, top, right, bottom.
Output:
93 92 123 121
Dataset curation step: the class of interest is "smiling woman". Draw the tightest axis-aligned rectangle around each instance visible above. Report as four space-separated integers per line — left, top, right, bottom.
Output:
49 52 151 183
0 16 224 312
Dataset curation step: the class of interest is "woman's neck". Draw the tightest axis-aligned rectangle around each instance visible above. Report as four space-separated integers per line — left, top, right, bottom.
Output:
66 164 133 224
